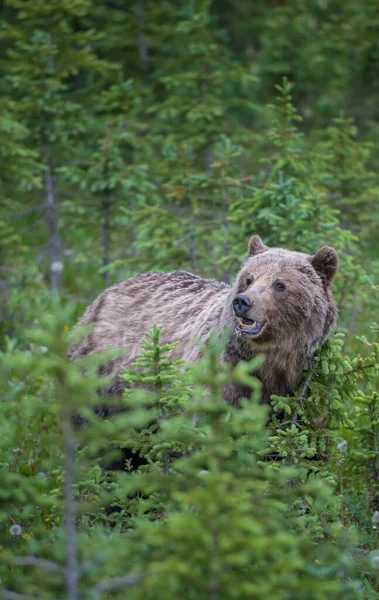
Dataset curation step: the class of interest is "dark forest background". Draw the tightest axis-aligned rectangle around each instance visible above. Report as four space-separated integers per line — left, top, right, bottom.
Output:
1 1 379 599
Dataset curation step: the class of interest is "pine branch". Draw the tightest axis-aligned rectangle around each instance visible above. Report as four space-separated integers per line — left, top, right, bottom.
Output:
90 574 144 593
0 591 57 600
11 556 64 573
292 362 316 425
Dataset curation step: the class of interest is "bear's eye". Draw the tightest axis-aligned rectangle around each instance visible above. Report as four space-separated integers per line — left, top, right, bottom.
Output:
273 281 286 292
245 277 254 287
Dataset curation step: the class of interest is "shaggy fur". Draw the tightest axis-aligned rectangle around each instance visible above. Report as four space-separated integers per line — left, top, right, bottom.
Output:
69 236 338 406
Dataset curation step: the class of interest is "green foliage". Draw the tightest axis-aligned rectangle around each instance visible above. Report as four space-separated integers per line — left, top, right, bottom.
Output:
1 1 379 597
108 325 193 475
148 0 257 150
0 319 364 599
318 114 379 251
121 324 190 414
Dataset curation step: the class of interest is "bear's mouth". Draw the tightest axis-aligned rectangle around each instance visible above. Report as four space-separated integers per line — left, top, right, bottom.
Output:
235 317 266 337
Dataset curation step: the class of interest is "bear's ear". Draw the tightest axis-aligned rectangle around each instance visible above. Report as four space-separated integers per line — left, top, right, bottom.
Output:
310 246 339 284
248 235 268 257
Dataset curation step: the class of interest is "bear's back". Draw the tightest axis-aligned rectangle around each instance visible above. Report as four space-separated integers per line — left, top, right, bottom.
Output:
69 271 231 369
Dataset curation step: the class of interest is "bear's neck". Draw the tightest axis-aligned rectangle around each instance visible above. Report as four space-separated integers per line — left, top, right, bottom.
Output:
258 346 306 403
221 290 307 404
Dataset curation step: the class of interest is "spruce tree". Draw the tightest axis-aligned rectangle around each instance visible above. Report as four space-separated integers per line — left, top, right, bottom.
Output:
1 0 112 294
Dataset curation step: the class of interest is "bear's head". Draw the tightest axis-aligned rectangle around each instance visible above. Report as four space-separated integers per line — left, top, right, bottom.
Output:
232 235 338 360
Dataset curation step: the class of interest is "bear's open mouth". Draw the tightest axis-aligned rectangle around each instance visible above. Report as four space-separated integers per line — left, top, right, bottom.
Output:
236 317 266 337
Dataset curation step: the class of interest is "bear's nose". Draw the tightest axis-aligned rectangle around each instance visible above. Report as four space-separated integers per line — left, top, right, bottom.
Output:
232 295 252 317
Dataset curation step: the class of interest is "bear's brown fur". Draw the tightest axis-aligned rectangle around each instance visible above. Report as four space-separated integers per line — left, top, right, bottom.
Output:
69 235 338 405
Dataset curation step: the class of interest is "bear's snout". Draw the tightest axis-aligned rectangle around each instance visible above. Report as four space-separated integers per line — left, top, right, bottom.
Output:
232 295 252 317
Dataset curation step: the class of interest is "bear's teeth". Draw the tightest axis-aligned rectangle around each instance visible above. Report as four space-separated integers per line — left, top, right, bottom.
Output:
238 318 256 329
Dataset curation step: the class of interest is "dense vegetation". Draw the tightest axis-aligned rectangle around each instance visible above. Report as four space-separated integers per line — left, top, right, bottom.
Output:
1 1 379 598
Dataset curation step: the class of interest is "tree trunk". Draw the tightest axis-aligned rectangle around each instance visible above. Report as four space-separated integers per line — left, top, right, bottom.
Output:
102 194 111 288
222 184 230 283
44 137 63 295
44 39 63 295
62 405 79 600
190 221 199 272
136 0 149 70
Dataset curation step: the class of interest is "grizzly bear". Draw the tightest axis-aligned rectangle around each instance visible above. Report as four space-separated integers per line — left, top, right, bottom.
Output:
69 235 338 406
